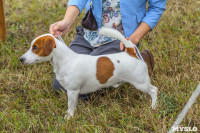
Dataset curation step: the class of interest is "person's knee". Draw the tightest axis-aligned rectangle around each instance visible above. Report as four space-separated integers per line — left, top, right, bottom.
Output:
68 44 78 52
90 41 122 56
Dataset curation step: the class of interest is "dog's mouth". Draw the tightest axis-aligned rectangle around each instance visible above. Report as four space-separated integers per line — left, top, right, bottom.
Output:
29 59 40 64
21 58 40 65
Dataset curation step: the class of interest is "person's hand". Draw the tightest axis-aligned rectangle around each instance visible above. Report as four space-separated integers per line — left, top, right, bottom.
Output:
49 6 80 37
120 38 136 54
49 19 70 37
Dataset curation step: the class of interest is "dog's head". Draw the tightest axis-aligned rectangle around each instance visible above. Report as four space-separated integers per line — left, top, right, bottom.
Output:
20 34 56 64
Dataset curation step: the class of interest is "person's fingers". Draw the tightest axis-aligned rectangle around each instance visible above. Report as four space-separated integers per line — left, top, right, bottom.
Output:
54 31 60 38
120 42 125 51
53 24 61 33
49 23 56 34
134 47 136 54
120 42 122 50
120 38 130 51
50 22 64 37
126 37 137 54
50 23 60 37
60 27 69 36
50 21 70 37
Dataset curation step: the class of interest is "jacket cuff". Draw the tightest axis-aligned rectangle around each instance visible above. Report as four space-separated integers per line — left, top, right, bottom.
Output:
68 0 88 13
142 8 165 30
142 0 166 30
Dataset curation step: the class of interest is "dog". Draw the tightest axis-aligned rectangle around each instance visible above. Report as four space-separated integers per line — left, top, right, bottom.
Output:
20 28 158 119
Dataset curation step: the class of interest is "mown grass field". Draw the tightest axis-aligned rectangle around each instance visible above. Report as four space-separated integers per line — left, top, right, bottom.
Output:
0 0 200 132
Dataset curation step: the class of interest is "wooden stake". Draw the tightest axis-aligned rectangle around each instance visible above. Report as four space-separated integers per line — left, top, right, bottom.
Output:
0 0 6 41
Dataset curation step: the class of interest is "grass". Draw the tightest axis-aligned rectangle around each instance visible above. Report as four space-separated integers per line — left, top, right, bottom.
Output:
0 0 200 132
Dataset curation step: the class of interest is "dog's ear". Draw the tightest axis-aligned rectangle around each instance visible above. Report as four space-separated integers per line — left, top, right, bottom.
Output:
44 36 56 56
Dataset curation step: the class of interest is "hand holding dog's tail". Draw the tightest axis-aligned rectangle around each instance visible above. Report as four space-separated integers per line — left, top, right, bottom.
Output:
99 28 138 58
99 28 135 48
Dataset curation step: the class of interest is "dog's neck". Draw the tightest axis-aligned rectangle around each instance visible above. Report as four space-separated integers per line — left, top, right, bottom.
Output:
50 38 77 75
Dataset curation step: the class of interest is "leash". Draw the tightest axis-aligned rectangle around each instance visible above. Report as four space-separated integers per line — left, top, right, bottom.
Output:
56 31 66 45
132 44 144 62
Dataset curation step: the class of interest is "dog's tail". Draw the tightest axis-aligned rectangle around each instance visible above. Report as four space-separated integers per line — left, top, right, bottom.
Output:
99 27 134 48
99 27 139 58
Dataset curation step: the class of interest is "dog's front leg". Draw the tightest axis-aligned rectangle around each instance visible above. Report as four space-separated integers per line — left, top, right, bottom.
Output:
64 90 80 120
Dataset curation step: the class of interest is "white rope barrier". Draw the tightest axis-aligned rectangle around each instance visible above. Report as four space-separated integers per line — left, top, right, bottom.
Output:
168 83 200 133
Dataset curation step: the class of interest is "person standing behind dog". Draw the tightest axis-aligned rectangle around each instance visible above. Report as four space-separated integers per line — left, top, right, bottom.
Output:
49 0 167 99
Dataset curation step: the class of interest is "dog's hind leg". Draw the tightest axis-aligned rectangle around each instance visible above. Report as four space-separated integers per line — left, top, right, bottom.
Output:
64 89 80 120
129 81 158 110
148 84 158 110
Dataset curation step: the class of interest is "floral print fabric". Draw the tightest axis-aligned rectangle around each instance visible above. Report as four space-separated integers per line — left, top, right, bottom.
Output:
84 0 124 47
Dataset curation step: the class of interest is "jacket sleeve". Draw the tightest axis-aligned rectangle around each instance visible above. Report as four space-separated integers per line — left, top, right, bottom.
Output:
142 0 167 30
68 0 89 13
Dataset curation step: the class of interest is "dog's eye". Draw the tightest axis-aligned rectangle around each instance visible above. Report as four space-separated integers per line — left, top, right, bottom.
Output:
33 45 38 50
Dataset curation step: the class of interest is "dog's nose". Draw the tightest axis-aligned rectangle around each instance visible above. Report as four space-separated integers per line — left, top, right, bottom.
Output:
20 57 24 62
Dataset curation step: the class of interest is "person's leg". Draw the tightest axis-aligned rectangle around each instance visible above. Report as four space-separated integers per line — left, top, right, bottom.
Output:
90 40 122 55
68 26 94 54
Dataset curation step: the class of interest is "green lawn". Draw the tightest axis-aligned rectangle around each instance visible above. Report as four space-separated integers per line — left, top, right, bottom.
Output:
0 0 199 132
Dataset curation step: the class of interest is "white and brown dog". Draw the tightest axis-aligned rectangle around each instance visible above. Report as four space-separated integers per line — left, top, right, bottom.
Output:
20 28 157 119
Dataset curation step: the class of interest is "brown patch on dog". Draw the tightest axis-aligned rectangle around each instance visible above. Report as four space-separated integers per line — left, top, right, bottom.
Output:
126 48 138 59
117 60 120 63
96 57 115 84
32 36 56 56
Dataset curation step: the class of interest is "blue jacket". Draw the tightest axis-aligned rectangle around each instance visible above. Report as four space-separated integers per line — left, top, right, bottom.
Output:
68 0 167 37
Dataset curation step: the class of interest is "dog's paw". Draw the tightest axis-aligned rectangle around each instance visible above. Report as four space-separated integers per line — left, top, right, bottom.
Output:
150 102 157 110
64 113 73 120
